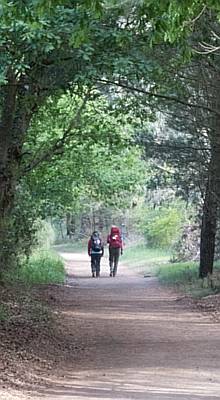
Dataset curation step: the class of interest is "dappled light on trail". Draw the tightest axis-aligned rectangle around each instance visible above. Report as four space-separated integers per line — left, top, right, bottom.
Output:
38 367 220 399
2 249 219 400
27 249 220 400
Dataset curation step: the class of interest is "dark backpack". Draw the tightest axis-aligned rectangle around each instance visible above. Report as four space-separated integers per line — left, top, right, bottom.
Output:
91 234 102 252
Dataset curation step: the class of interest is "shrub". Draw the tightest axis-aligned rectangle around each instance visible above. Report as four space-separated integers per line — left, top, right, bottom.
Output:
34 220 56 250
134 200 185 249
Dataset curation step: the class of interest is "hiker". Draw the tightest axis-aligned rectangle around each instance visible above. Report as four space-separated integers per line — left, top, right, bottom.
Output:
88 231 104 278
107 226 123 277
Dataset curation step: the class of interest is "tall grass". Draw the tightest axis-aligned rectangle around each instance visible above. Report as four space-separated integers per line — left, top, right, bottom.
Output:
3 250 65 285
156 261 220 297
157 261 199 285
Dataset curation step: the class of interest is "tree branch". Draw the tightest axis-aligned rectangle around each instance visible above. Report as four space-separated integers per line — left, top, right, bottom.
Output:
23 90 91 174
96 78 220 117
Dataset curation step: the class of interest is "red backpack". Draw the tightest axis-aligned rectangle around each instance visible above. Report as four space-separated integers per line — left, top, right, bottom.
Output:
109 227 122 248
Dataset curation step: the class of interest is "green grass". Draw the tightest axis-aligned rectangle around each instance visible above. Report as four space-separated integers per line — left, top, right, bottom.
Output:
156 260 220 297
53 241 86 253
122 244 220 298
3 250 65 285
122 243 170 274
156 261 199 285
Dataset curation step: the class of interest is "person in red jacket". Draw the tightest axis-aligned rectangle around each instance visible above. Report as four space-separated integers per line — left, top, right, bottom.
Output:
107 226 123 277
88 231 104 278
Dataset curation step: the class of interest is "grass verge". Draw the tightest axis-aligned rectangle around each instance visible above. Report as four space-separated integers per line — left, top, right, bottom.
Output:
156 260 220 298
53 241 86 253
122 243 170 274
123 244 220 298
3 250 65 286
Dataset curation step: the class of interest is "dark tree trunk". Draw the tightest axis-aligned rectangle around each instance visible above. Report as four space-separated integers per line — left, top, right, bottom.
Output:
0 74 17 214
0 74 18 273
199 67 220 278
0 75 40 273
199 172 218 278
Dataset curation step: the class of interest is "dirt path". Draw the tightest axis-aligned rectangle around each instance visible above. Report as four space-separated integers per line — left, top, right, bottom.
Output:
2 251 220 399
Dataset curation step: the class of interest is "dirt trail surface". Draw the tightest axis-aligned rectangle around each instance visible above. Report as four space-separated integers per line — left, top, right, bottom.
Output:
1 251 220 399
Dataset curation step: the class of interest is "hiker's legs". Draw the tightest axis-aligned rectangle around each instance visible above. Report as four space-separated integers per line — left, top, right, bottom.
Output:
95 255 101 277
109 248 120 276
109 248 114 276
91 255 96 277
113 248 120 276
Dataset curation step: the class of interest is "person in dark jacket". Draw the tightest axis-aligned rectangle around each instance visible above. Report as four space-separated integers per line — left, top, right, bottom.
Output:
107 226 123 277
88 231 104 277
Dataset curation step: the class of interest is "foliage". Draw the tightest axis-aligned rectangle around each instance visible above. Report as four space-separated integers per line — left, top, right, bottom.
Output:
133 200 185 249
102 1 220 47
24 93 146 215
0 183 41 277
137 117 208 203
1 188 56 275
34 220 56 250
1 89 146 270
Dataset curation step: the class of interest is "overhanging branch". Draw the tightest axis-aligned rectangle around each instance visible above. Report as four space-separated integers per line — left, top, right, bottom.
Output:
23 90 91 174
96 78 220 117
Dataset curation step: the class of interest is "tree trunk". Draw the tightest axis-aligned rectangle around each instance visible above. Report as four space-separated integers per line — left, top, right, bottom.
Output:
0 73 17 213
199 169 218 278
0 76 38 274
199 68 220 278
0 74 18 273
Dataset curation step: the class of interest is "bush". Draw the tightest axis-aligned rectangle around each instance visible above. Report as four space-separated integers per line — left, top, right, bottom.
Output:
134 200 185 249
34 220 56 250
